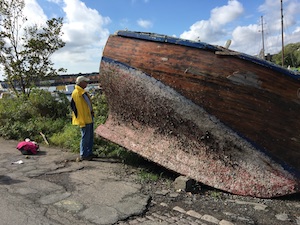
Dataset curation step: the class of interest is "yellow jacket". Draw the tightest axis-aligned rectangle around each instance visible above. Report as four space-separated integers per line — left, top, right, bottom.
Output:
71 85 93 127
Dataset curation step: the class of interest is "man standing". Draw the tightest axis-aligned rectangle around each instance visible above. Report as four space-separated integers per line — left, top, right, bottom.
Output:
71 76 94 161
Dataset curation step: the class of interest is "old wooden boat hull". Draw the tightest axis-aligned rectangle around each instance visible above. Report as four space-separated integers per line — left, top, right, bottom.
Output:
96 30 300 198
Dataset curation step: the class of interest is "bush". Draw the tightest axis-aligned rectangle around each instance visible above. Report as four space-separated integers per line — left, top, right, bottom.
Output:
49 124 80 152
0 89 69 142
0 89 136 163
29 89 70 119
92 92 108 127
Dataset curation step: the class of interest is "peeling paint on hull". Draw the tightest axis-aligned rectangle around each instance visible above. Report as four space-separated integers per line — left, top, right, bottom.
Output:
96 31 300 198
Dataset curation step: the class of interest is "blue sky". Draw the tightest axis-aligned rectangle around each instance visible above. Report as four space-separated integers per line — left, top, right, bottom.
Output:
1 0 300 80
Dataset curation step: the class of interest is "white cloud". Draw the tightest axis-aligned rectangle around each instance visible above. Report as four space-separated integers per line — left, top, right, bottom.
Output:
50 0 111 73
287 27 300 44
210 0 244 26
47 0 62 3
180 0 300 57
230 24 262 54
259 0 300 32
24 0 48 26
131 0 149 4
0 0 111 79
137 19 153 29
231 0 300 55
24 0 111 74
293 27 300 33
1 0 48 80
180 0 243 42
62 0 110 44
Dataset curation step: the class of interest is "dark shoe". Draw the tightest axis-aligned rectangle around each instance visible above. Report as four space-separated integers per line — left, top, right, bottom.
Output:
89 153 98 158
80 155 93 161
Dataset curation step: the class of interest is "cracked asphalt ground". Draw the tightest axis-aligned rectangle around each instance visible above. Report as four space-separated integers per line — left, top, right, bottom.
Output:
0 138 299 225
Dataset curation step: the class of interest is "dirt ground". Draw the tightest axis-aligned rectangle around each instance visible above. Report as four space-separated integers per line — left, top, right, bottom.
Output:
113 161 300 225
38 153 300 225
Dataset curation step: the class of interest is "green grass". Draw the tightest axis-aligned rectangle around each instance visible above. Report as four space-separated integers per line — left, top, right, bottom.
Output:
136 168 162 183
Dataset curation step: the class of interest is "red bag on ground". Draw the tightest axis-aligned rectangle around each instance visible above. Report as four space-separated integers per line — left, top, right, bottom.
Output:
17 141 39 155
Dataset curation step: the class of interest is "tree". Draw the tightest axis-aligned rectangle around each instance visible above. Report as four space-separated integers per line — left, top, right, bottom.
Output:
272 42 300 69
0 0 66 97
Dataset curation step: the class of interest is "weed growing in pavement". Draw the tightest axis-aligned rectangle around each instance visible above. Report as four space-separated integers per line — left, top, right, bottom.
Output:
50 124 80 152
137 168 161 183
210 190 222 199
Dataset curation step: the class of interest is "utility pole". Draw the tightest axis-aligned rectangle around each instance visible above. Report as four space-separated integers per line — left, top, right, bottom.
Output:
261 16 265 59
281 0 284 67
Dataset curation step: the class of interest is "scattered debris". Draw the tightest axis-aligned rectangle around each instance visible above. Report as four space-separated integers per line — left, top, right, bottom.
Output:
12 160 24 164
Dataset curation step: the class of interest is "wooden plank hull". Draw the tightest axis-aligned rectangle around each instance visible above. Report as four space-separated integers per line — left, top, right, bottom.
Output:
96 31 300 198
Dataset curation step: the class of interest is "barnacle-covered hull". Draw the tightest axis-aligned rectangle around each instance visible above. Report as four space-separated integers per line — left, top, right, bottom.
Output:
96 31 300 198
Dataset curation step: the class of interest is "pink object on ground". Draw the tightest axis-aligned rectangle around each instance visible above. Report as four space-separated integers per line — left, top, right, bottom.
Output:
17 141 39 155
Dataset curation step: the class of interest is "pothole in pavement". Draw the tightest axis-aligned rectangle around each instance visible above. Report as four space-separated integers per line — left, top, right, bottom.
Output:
39 173 76 192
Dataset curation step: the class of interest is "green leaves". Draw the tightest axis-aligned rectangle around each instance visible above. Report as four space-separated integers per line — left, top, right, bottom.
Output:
0 0 66 97
0 89 70 142
272 42 300 69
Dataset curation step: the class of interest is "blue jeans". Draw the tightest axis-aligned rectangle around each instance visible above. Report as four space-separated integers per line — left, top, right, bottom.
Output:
80 123 94 157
